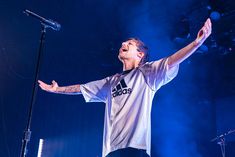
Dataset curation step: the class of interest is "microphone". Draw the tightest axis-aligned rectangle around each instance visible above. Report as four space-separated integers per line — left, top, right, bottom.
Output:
23 9 61 31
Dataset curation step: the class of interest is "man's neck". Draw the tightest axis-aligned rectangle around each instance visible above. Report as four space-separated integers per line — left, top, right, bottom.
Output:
122 60 139 71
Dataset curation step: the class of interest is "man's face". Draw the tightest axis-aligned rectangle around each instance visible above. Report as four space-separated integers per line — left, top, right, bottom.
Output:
118 39 143 63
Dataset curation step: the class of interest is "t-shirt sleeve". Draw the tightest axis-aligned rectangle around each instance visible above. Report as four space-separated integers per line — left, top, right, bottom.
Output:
140 57 179 91
80 77 110 103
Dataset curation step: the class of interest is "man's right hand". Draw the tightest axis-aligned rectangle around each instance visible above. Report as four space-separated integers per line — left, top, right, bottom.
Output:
38 80 59 93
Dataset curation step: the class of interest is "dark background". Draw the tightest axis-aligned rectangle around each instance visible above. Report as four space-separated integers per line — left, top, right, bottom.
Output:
0 0 235 157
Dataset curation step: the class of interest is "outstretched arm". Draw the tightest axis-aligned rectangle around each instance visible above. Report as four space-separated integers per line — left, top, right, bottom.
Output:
168 18 212 68
38 80 81 95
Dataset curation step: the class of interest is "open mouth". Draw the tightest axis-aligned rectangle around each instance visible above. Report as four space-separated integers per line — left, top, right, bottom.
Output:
121 47 128 52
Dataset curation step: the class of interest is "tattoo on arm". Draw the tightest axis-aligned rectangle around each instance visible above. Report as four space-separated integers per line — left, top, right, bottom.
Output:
57 85 81 95
64 85 80 93
168 41 198 68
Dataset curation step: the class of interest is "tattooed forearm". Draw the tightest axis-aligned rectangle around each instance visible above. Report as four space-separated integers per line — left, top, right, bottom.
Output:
64 85 81 93
56 85 81 95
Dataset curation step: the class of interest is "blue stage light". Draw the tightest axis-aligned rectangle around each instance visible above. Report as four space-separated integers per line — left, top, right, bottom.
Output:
210 11 221 21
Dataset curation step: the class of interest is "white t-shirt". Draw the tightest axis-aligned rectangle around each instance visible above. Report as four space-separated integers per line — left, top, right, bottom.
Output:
80 58 179 157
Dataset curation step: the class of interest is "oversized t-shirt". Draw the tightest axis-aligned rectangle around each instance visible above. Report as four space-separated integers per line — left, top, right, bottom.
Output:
80 58 179 157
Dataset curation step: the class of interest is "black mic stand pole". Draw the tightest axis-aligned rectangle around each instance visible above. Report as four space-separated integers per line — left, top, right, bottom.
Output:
211 129 235 157
20 10 58 157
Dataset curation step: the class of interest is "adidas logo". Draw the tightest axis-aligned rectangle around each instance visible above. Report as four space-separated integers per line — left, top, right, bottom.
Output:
112 79 132 98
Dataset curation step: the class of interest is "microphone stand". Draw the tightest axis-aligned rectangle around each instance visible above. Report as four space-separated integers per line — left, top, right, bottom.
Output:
211 129 235 157
20 10 60 157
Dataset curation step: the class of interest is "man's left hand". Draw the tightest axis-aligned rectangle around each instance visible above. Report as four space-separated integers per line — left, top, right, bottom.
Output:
195 18 212 46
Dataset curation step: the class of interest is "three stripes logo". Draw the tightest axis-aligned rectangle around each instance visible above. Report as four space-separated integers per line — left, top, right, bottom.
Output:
112 79 132 98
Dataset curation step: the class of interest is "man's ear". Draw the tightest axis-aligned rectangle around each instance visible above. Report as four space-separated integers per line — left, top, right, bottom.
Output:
137 51 144 60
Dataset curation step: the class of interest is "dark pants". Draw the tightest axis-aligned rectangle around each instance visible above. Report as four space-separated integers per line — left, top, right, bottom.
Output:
106 148 149 157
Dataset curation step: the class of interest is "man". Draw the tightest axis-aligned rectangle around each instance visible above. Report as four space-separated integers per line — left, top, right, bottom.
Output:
38 18 212 157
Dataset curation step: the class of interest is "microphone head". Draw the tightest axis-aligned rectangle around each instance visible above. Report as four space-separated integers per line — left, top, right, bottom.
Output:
23 9 30 16
23 9 61 31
